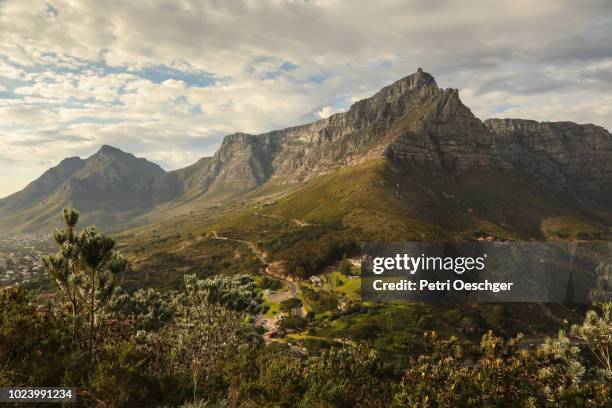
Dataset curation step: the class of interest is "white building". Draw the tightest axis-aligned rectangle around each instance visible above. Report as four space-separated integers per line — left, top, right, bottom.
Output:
309 275 322 287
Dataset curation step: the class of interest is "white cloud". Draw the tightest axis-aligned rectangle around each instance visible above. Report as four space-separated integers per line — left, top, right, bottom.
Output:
317 105 341 119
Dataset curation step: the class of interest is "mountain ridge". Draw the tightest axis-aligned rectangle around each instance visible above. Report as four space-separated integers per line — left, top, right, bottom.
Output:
1 69 611 232
0 145 179 232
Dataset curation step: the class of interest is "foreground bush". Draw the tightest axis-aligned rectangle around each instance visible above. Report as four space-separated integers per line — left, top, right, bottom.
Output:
392 331 610 407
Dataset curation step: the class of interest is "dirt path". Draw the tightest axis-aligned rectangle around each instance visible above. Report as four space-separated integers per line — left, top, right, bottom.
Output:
210 230 297 295
252 212 310 228
291 219 309 227
209 228 300 304
208 229 309 353
251 212 282 220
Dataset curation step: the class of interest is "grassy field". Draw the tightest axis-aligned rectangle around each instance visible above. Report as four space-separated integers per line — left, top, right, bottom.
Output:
263 296 280 317
322 271 361 300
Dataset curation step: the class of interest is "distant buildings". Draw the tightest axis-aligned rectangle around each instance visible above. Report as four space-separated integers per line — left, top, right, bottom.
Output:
309 275 322 287
0 234 51 287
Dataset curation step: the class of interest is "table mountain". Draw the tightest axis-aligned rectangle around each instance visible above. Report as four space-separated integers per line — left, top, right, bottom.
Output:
177 69 611 204
1 69 610 233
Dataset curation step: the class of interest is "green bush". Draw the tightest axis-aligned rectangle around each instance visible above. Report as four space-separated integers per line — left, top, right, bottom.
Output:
280 316 308 332
0 287 69 387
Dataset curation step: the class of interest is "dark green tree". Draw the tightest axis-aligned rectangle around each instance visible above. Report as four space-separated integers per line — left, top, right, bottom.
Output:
280 297 302 317
340 254 352 276
42 207 129 361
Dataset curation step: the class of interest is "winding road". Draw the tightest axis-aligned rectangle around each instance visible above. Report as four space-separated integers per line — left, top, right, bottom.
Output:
209 230 297 296
208 222 309 354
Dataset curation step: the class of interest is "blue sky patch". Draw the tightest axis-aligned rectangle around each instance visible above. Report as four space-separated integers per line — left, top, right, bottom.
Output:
136 65 217 87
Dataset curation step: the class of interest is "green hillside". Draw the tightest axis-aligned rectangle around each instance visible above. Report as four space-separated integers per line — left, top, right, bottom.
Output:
114 157 608 357
120 157 609 284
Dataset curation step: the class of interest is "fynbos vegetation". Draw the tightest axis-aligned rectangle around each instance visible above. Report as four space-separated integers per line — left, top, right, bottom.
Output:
42 207 129 361
0 208 610 406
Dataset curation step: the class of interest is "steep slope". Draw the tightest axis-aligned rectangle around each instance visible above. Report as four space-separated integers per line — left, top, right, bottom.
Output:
0 156 85 212
176 69 612 210
484 119 612 210
0 145 180 233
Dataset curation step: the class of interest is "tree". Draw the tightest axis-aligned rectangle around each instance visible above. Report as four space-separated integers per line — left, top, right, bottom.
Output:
280 298 302 317
340 254 352 277
279 316 307 332
42 207 129 362
571 302 612 375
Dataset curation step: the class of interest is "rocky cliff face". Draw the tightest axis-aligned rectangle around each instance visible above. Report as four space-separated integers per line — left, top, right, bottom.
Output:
181 68 495 195
484 119 612 194
180 69 611 200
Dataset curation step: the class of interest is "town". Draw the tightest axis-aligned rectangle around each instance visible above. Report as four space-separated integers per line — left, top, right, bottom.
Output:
0 233 53 287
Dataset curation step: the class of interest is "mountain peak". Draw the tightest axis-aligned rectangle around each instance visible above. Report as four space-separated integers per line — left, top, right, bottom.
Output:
97 144 125 155
92 145 137 163
58 156 85 166
361 68 439 111
392 68 438 92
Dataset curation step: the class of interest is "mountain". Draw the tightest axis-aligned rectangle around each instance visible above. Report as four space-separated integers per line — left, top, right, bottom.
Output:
1 69 610 234
0 145 180 233
101 70 611 290
177 68 475 199
176 69 612 206
484 118 612 204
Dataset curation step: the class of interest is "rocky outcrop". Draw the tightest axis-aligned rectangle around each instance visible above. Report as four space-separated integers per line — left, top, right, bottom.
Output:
382 86 501 173
484 119 612 193
179 69 611 200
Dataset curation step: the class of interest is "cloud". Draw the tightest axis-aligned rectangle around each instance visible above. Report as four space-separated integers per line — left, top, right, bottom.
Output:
0 0 611 197
316 105 341 119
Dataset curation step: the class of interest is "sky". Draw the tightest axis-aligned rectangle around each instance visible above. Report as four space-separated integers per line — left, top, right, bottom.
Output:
1 0 611 198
